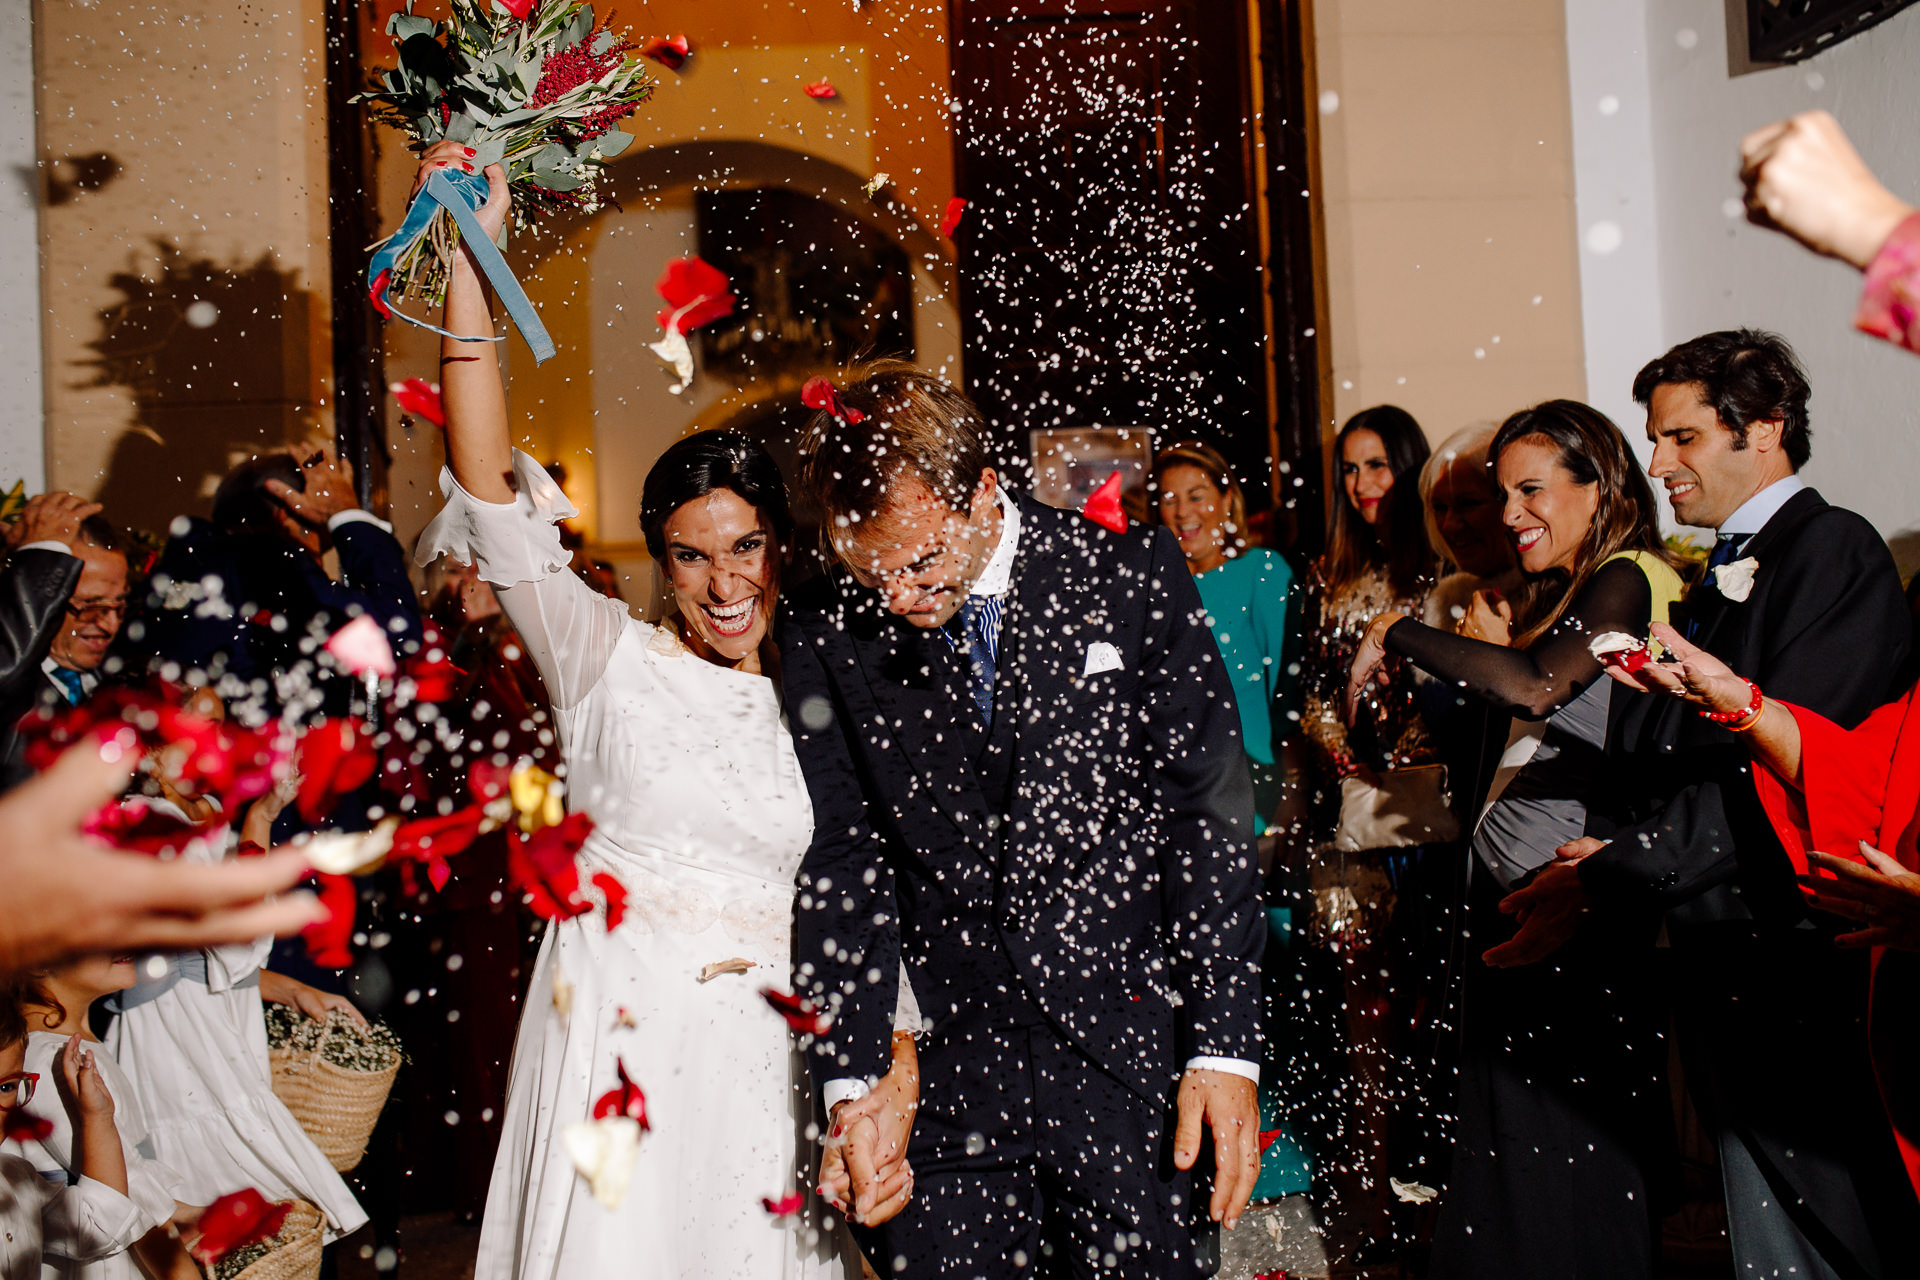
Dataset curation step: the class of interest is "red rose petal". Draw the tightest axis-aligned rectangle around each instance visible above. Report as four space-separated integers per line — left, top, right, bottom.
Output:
941 197 967 239
508 812 596 920
653 257 737 333
759 987 830 1036
639 34 690 70
803 79 838 100
302 874 358 969
592 871 629 931
762 1191 806 1217
190 1189 293 1266
296 720 378 823
2 1109 53 1144
1081 471 1126 533
590 1057 650 1128
1258 1128 1283 1153
388 378 445 427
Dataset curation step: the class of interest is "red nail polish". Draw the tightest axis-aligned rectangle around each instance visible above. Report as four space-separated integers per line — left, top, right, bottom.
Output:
462 162 474 171
464 146 476 156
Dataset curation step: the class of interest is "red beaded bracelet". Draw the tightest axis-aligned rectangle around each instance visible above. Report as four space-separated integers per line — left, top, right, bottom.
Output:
1700 678 1763 727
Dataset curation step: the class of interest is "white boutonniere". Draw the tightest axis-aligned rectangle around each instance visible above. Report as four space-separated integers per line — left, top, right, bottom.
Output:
1713 555 1759 603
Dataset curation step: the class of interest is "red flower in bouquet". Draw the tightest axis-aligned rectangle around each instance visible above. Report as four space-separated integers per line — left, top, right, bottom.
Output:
531 22 639 141
295 720 379 823
803 79 838 100
1080 470 1126 533
762 1192 805 1218
590 1057 650 1128
508 812 597 920
654 258 736 334
2 1108 52 1144
189 1189 293 1267
497 0 534 21
759 987 831 1036
388 378 444 427
592 870 629 930
941 197 967 239
800 377 865 425
639 34 690 70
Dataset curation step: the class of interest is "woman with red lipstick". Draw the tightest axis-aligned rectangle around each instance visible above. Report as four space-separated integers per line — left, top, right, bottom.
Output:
1345 400 1684 1280
1289 404 1437 1263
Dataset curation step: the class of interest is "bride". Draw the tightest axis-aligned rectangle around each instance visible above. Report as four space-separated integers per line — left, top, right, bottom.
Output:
410 144 916 1279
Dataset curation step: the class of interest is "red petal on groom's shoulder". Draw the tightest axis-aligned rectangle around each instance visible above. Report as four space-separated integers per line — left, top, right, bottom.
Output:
1081 470 1127 533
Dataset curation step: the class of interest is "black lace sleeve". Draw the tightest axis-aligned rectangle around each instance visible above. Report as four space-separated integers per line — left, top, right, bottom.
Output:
1383 558 1654 720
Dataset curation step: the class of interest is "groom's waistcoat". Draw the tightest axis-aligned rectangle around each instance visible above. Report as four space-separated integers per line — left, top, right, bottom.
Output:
780 495 1264 1105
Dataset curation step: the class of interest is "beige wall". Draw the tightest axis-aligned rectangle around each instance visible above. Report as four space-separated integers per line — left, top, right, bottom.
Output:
1312 0 1587 446
34 0 335 537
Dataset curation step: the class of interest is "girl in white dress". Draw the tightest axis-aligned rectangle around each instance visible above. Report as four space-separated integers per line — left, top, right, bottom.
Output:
412 145 915 1280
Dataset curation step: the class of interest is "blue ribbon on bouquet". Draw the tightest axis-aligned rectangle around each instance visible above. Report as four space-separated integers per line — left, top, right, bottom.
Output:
366 167 555 366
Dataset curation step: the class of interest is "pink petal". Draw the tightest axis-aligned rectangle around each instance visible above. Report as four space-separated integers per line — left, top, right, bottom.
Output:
326 615 397 678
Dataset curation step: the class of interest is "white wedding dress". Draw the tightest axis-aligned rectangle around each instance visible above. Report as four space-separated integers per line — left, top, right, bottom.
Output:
420 452 858 1280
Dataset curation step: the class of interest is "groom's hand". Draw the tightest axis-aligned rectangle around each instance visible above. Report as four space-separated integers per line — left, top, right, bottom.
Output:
821 1105 914 1226
1173 1068 1260 1230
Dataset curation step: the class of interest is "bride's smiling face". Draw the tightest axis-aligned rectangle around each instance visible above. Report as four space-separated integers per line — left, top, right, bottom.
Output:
662 488 780 671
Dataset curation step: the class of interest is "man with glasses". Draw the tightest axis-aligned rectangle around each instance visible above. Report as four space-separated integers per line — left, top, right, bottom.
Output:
0 494 127 790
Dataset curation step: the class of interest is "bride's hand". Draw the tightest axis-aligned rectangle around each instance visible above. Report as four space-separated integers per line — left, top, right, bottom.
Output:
819 1031 919 1225
410 141 511 257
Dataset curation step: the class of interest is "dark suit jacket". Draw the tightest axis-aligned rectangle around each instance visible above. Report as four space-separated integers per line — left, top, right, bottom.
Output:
1582 486 1910 921
118 517 423 722
1582 485 1919 1273
781 495 1265 1107
0 548 84 790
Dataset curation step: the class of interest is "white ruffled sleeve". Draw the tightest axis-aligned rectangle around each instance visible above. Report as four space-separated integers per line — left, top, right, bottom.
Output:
415 450 632 710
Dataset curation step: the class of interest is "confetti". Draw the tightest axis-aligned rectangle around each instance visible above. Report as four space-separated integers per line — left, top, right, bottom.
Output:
941 196 967 238
388 378 444 427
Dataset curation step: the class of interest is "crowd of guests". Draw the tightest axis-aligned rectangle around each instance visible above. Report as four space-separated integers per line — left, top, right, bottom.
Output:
2 104 1920 1280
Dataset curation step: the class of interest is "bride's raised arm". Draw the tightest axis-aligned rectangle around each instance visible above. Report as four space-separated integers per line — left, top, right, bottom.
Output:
427 142 516 503
411 142 627 712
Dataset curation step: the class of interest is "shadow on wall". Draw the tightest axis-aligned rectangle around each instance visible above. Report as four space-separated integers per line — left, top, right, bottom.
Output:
81 242 316 540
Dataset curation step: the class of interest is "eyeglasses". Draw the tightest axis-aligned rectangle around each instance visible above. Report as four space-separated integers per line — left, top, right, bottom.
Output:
66 598 128 624
0 1071 38 1108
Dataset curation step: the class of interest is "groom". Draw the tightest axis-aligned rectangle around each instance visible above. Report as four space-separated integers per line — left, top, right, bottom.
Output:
780 363 1265 1277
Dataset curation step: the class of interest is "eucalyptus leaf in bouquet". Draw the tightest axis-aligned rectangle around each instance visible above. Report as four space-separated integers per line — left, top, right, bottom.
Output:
356 0 654 310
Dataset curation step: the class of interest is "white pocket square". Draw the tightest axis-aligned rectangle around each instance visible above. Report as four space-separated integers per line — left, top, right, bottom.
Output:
1083 642 1124 676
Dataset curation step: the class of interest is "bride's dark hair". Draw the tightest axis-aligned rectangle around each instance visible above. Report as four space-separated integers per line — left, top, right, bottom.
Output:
639 431 795 563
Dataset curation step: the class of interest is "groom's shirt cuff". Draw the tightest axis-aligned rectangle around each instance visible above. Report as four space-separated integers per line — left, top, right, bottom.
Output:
1186 1056 1259 1084
823 1078 870 1113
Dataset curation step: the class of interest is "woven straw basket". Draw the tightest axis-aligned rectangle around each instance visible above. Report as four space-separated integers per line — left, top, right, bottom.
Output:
225 1201 324 1280
269 1022 400 1173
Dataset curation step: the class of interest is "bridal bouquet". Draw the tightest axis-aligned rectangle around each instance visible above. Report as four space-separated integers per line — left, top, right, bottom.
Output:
357 0 653 305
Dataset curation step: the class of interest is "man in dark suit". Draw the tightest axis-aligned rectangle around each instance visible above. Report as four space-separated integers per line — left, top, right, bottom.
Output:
0 495 129 789
782 365 1265 1277
1495 330 1918 1278
119 442 421 724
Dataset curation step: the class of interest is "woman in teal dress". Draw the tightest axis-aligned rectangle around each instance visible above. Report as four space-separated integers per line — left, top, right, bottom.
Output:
1152 441 1310 1203
1153 442 1300 824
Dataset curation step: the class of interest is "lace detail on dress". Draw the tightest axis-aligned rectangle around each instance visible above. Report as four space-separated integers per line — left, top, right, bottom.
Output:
415 449 579 588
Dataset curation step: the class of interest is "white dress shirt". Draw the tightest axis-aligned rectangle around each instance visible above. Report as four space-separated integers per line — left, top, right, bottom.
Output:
1716 474 1805 538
